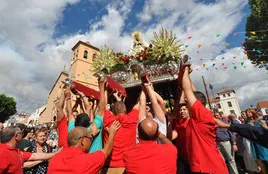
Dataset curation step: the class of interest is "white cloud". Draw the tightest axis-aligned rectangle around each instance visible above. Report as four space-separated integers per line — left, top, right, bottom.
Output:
0 0 266 114
0 0 80 112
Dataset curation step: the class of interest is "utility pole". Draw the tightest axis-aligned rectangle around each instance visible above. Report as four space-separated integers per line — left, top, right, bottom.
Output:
202 76 212 110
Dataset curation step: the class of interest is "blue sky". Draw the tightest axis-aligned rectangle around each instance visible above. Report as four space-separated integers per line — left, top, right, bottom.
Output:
0 0 267 114
55 0 249 49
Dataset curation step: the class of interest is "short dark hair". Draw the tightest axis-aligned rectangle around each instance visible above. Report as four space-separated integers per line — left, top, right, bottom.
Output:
113 101 126 115
16 123 27 132
22 127 34 138
75 113 90 128
194 91 207 106
0 126 18 143
138 122 159 141
178 103 187 109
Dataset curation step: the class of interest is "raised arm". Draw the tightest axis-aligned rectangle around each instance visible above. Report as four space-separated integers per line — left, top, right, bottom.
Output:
57 90 66 121
102 121 121 156
77 90 91 119
139 88 146 121
113 90 122 102
145 84 165 123
182 66 196 107
96 78 106 117
154 91 166 114
65 88 73 122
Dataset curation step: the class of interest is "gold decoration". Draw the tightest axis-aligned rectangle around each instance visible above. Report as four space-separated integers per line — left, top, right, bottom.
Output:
150 27 184 62
92 46 116 73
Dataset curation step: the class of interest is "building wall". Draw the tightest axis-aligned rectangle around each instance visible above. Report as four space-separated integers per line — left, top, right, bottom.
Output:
218 91 241 116
70 43 99 90
40 41 100 123
39 72 68 123
207 90 241 117
260 108 268 115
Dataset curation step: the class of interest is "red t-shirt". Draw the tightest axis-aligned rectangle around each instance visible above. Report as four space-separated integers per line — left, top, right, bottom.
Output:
57 116 68 148
103 109 138 167
186 100 228 173
123 141 177 174
175 118 189 160
48 147 106 174
0 144 32 174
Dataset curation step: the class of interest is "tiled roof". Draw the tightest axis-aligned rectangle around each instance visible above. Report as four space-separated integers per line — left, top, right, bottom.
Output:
257 101 268 108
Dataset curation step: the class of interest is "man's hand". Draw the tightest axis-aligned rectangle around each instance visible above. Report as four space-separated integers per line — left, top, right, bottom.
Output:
260 120 268 129
90 123 100 137
88 101 93 110
98 77 107 84
106 121 121 135
113 90 122 102
76 90 85 97
64 88 72 98
215 119 230 128
232 144 238 152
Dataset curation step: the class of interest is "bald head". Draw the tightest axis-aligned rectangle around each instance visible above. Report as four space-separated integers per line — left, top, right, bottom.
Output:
67 127 90 147
138 118 159 141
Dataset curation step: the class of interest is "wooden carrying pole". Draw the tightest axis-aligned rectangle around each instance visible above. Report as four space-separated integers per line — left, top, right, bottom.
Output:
202 76 212 110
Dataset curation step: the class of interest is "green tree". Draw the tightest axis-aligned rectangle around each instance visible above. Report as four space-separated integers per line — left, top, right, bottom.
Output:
0 94 17 123
244 0 268 69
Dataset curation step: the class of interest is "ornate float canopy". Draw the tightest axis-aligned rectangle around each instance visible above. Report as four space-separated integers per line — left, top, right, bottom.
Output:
92 27 185 88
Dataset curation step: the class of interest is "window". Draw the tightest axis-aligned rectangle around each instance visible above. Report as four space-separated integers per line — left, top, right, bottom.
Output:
92 53 97 62
83 50 88 59
228 101 232 107
227 93 231 97
217 103 221 109
230 110 235 114
223 94 226 97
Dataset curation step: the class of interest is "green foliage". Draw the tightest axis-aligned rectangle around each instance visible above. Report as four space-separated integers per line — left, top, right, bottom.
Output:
92 45 116 73
244 0 268 69
0 94 17 122
150 27 184 63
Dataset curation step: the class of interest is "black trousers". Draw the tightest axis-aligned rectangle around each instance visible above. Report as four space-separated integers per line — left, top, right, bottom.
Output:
177 157 190 174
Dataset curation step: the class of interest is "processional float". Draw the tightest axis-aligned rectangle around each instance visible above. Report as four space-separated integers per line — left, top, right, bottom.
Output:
63 27 189 111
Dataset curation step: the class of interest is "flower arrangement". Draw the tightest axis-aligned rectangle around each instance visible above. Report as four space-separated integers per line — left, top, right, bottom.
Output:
92 45 116 73
92 27 184 85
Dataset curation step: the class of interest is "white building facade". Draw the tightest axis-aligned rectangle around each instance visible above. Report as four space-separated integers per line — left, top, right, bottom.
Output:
207 88 241 116
27 105 46 126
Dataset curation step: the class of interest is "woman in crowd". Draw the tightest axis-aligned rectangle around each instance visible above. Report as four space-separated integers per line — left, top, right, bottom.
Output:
24 127 52 174
18 127 34 151
247 108 268 174
242 108 260 173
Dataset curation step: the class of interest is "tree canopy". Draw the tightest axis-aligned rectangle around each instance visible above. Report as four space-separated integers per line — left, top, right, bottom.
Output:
0 94 17 123
244 0 268 69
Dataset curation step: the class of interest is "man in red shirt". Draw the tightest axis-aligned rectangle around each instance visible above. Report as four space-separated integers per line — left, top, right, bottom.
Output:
172 91 191 174
123 117 177 174
48 121 120 174
102 87 141 174
181 66 228 173
0 126 56 174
